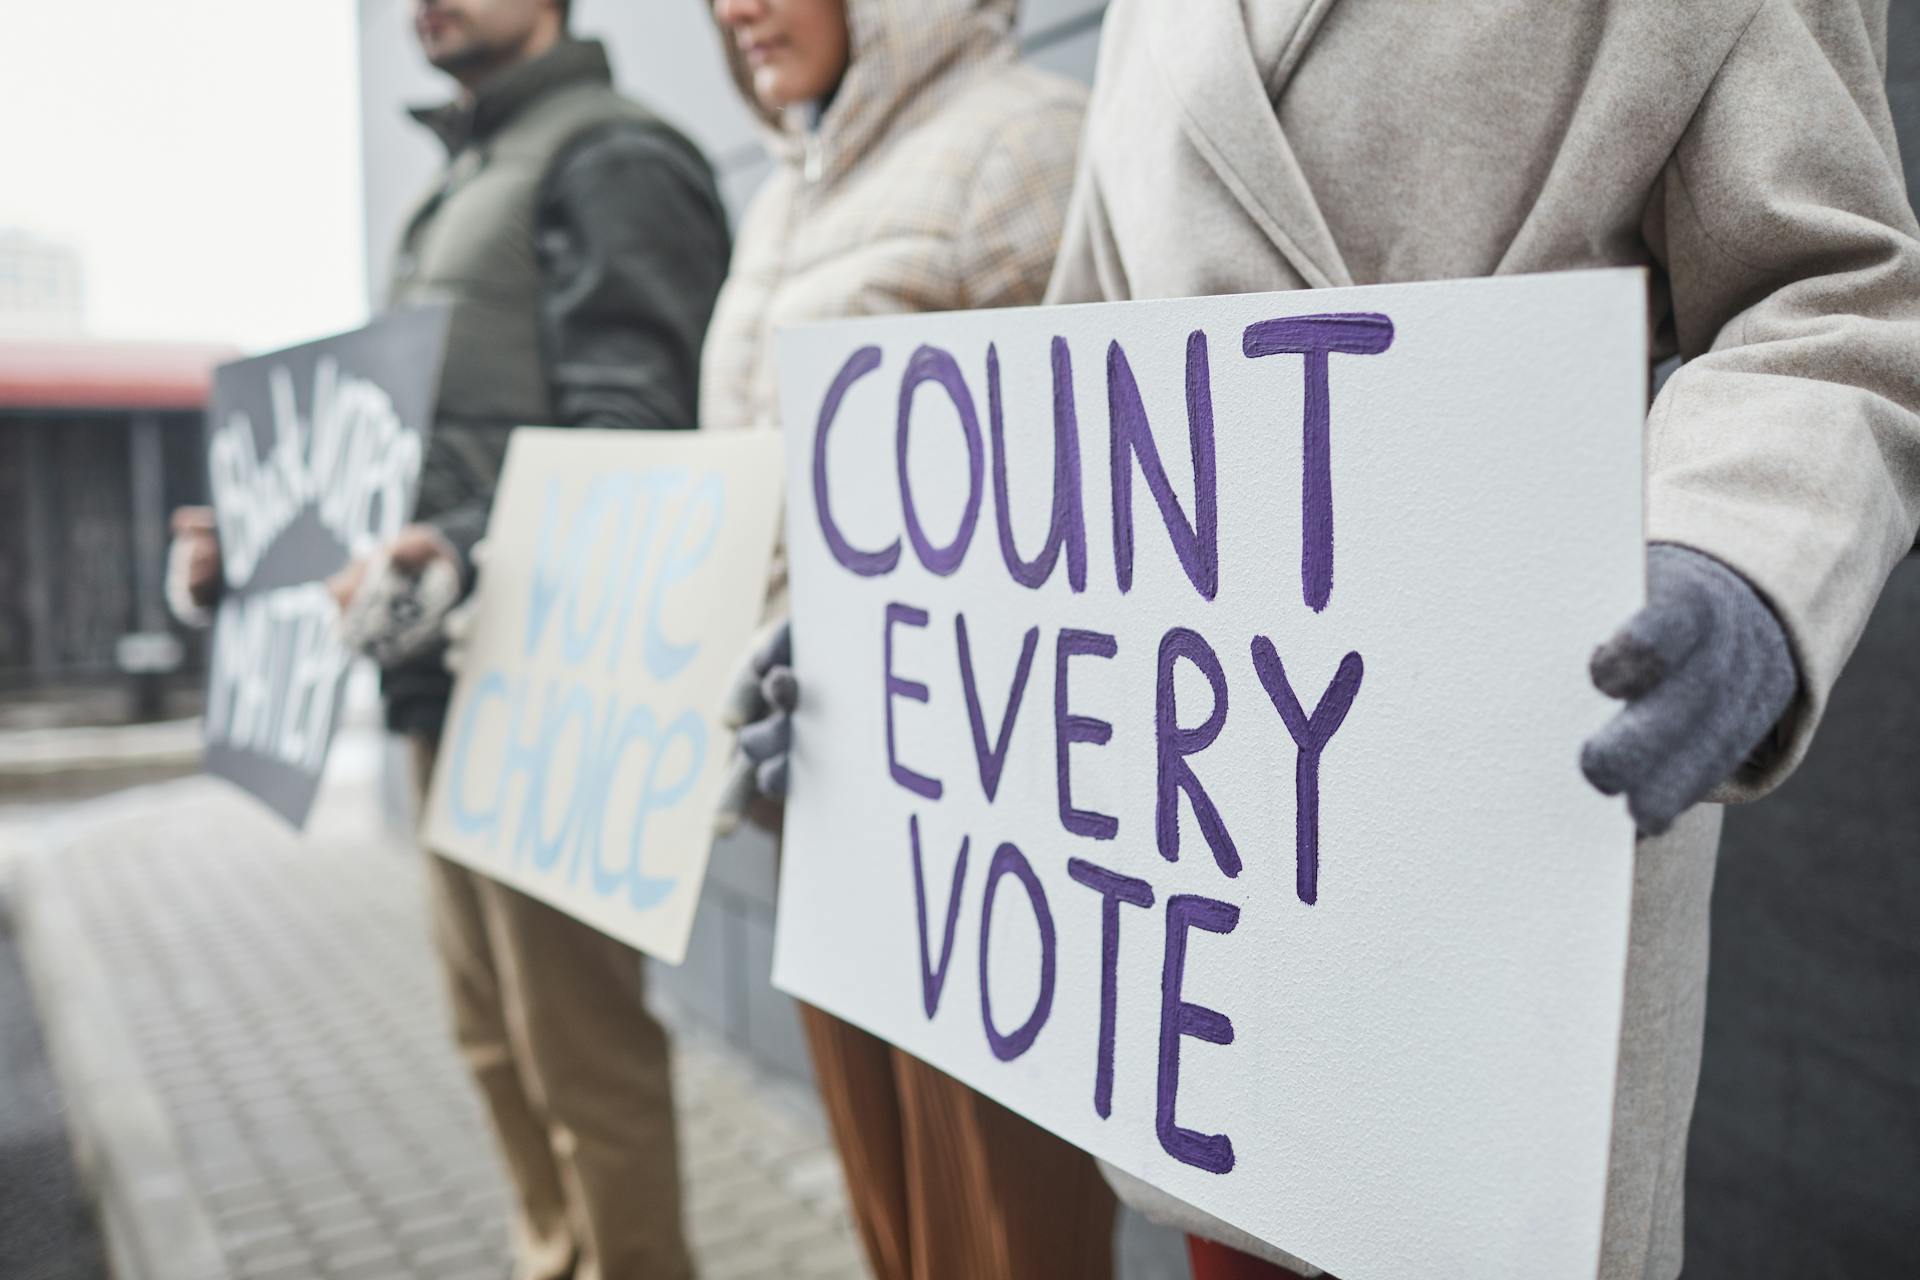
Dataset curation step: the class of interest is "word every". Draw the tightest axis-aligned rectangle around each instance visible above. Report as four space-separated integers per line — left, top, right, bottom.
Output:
887 605 1361 1176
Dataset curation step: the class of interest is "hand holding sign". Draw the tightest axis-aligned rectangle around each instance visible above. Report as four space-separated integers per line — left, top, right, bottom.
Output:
166 506 223 624
325 525 451 614
713 620 798 836
176 510 461 663
333 525 464 668
1581 543 1797 835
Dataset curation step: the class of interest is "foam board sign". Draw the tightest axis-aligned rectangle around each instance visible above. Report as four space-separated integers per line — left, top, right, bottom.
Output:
203 306 448 828
771 271 1647 1278
423 428 785 964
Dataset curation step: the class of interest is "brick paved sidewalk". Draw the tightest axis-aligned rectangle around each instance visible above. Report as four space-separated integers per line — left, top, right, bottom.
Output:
10 769 868 1280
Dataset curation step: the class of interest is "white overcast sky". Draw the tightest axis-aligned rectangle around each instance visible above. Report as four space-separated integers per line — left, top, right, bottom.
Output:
0 1 368 352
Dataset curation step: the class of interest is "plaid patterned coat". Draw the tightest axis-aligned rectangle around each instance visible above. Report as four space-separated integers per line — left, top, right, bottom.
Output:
698 0 1086 435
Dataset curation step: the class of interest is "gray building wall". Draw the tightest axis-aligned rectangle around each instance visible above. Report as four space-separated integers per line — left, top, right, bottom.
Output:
1892 0 1920 215
357 0 1107 1083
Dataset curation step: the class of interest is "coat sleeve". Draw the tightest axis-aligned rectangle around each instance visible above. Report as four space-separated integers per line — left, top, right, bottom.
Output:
1643 0 1920 799
420 121 732 565
536 121 731 434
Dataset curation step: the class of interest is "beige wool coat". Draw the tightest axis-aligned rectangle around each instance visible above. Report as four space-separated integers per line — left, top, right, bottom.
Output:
1047 2 1920 1277
699 0 1086 435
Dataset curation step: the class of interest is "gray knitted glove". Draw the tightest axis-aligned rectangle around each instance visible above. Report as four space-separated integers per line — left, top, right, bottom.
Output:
338 547 463 669
1581 544 1797 836
713 620 797 835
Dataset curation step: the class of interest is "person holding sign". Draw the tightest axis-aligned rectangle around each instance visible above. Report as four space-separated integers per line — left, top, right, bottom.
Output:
1015 3 1920 1278
701 1 1116 1277
171 2 729 1277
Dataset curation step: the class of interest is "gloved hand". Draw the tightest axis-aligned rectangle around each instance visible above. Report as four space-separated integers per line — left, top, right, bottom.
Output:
333 525 464 668
165 506 222 627
713 619 797 835
1581 543 1797 836
441 540 489 676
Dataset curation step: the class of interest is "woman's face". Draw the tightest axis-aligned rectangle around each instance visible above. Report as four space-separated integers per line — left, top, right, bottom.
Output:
713 0 850 113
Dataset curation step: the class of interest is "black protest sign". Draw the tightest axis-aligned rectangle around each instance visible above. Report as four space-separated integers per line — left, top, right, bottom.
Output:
202 306 449 827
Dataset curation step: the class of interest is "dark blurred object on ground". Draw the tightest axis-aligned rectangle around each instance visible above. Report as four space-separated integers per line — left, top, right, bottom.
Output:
1685 556 1920 1276
0 888 107 1280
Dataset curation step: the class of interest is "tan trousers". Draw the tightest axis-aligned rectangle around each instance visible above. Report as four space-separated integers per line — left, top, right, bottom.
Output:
800 1003 1116 1280
412 739 693 1280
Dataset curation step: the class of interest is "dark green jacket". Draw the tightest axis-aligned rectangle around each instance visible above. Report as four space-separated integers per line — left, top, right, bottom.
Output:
384 39 729 736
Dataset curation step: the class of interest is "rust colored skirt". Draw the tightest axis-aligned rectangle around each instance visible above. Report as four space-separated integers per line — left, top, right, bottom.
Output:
799 1003 1115 1280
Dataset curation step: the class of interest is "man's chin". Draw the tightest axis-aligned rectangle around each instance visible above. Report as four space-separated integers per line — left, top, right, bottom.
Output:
423 40 487 75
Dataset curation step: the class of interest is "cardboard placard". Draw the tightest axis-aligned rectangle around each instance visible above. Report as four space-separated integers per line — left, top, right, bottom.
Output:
203 306 448 827
422 428 785 964
771 272 1647 1278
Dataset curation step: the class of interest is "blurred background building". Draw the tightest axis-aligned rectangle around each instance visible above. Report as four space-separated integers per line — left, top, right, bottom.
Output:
0 337 230 728
0 230 87 338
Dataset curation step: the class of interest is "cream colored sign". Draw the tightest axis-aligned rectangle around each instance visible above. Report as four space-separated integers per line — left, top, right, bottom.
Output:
424 428 783 963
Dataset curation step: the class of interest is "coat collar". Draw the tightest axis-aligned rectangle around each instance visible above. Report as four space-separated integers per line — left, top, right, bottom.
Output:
753 0 1017 189
408 38 614 155
1149 0 1352 290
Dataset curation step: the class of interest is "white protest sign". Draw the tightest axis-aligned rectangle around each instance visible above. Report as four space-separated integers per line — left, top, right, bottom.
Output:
772 272 1647 1278
423 429 784 963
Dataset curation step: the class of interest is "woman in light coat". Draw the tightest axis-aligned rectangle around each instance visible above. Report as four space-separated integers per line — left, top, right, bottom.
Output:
1047 2 1920 1278
703 0 1086 435
700 2 1114 1277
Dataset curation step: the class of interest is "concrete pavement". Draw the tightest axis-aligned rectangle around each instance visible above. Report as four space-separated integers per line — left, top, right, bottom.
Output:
8 759 869 1280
